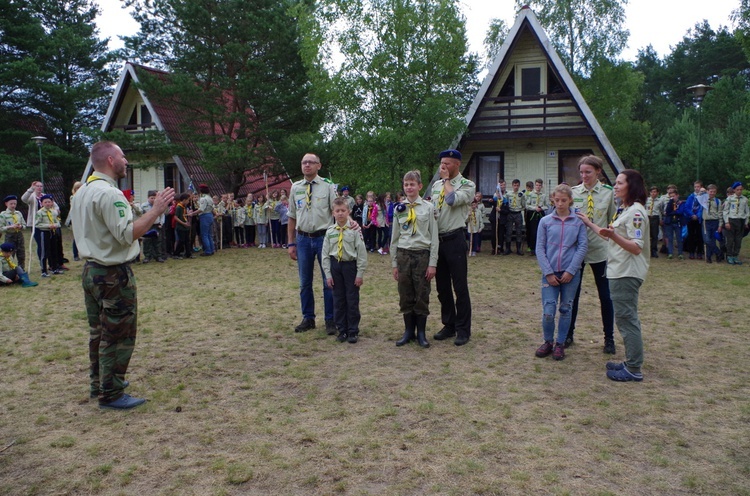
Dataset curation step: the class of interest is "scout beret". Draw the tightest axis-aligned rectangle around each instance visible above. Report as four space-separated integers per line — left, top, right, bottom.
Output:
3 195 17 203
0 242 15 252
732 181 742 189
438 149 462 161
40 194 53 201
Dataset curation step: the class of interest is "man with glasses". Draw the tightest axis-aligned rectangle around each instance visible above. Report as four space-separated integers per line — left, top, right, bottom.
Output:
287 153 338 334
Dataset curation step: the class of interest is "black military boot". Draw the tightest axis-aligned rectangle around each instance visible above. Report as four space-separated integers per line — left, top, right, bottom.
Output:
516 242 523 255
504 242 512 255
415 314 430 348
396 313 416 346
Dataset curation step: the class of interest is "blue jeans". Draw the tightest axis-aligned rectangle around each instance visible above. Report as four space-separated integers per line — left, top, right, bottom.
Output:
199 213 215 254
541 271 580 344
663 222 682 255
703 220 721 259
297 234 333 322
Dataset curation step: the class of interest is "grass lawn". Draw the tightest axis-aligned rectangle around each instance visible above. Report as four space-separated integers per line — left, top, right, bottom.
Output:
1 230 749 495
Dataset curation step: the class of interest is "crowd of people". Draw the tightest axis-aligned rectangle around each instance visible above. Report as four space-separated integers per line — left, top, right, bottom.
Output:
1 143 749 408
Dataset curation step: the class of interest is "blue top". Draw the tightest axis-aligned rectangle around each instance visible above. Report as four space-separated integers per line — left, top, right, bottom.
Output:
536 211 588 276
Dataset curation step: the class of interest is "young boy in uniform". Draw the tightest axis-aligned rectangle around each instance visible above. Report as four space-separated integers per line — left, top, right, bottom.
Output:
0 195 26 270
505 179 525 255
391 170 438 348
321 197 368 343
141 190 167 263
1 242 38 287
722 181 750 265
34 194 63 276
467 191 485 256
703 184 723 263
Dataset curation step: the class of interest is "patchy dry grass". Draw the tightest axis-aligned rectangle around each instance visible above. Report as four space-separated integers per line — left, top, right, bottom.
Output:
1 231 749 495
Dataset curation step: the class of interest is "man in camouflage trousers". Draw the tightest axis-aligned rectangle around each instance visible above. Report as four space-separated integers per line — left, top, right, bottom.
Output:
72 141 174 410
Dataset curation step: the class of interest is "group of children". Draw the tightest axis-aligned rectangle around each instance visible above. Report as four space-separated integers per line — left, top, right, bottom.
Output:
646 181 749 265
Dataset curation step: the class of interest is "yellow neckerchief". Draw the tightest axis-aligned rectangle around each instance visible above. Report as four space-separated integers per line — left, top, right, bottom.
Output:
44 208 56 231
335 224 347 261
9 211 19 225
86 175 106 185
3 254 16 270
648 197 654 215
305 181 315 209
586 190 595 221
437 181 446 211
406 202 417 234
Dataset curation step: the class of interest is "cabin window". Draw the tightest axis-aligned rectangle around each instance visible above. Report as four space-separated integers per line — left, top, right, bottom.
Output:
163 164 179 192
469 153 504 197
521 67 541 96
140 105 152 125
558 149 602 186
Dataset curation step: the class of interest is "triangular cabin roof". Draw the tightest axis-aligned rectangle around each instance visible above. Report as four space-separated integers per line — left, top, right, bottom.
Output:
82 62 292 196
453 6 622 173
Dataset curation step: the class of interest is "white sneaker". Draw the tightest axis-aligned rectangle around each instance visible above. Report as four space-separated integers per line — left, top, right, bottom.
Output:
377 248 384 255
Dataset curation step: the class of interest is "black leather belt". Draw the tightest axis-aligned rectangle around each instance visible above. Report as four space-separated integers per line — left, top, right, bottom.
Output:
297 229 327 238
439 228 463 241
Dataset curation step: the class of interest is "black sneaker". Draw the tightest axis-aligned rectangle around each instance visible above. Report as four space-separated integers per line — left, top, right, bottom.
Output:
433 326 456 340
325 320 337 335
294 318 315 332
336 332 348 342
603 339 616 354
347 333 358 344
564 335 574 348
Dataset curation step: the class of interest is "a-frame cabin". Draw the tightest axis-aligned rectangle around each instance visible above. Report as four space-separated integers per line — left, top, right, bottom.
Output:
455 6 623 196
81 63 292 204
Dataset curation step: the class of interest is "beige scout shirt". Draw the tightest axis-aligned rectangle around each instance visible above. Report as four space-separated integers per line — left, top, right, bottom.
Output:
0 209 25 233
430 174 476 234
524 191 549 212
703 197 722 221
288 175 336 233
722 195 750 223
71 172 140 265
34 207 60 230
504 190 525 213
390 197 439 268
198 194 214 215
321 224 368 279
572 182 616 264
606 203 650 281
645 196 663 219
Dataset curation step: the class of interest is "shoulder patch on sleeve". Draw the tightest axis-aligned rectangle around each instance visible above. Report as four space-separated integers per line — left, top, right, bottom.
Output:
321 177 333 184
603 184 614 190
114 201 127 208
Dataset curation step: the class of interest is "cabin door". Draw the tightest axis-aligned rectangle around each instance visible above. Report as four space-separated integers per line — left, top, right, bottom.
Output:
516 151 545 191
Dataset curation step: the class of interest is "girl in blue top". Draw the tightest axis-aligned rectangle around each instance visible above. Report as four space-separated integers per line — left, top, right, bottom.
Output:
534 184 588 361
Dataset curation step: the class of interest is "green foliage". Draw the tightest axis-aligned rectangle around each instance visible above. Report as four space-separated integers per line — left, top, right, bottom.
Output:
578 59 650 168
733 0 750 61
298 0 479 194
514 0 628 76
119 0 320 194
483 18 509 69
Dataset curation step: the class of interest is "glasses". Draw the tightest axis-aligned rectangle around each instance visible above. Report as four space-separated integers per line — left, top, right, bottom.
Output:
301 160 320 165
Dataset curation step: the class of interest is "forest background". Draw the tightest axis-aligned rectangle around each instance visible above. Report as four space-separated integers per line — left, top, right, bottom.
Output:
2 0 750 201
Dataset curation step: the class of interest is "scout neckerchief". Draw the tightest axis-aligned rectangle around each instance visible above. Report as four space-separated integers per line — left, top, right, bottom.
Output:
335 225 346 261
305 181 315 209
406 202 417 234
586 190 595 221
648 197 654 215
610 206 623 227
44 208 56 232
3 254 16 270
10 211 19 225
437 181 446 211
734 195 741 214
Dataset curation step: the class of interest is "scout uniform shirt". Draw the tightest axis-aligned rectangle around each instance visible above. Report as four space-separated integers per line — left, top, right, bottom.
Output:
321 223 368 280
253 201 268 224
504 190 525 213
71 172 140 265
0 252 20 283
572 182 616 264
288 175 337 234
525 190 549 215
390 197 439 268
198 194 214 215
35 206 60 231
430 174 476 233
265 199 281 220
703 197 722 221
0 209 25 235
606 203 650 281
722 194 750 224
645 195 663 220
466 202 485 234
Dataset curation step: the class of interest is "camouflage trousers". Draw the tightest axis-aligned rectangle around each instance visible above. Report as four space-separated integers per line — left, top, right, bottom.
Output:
396 249 431 316
3 230 25 270
82 261 138 403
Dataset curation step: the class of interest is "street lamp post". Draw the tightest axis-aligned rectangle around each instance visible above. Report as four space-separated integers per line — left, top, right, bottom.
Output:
687 84 713 182
31 136 47 184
